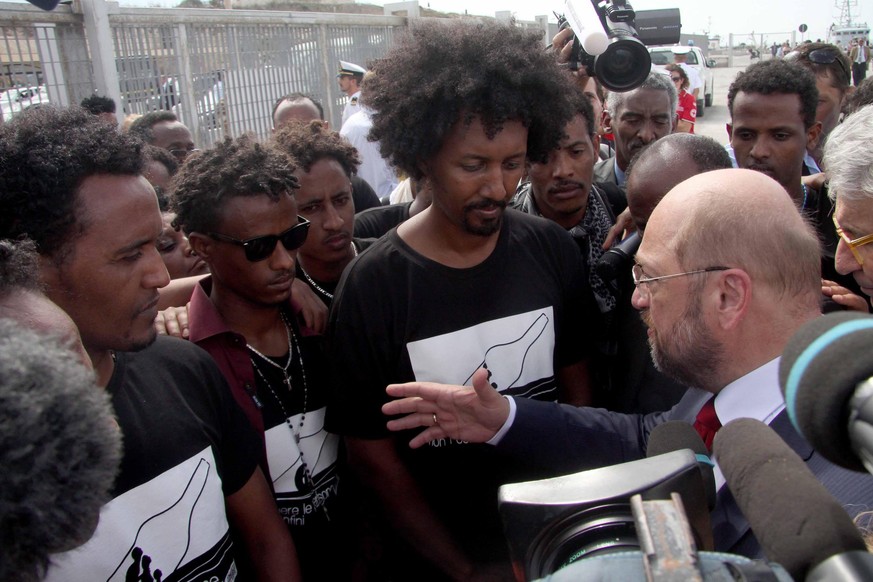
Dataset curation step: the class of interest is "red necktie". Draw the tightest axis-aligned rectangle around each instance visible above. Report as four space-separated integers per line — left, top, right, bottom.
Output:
693 397 721 452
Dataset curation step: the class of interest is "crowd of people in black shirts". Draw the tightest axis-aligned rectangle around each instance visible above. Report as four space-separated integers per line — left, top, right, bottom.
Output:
4 17 873 582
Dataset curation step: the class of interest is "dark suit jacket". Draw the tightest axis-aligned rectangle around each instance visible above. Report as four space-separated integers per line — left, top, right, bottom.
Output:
498 389 873 557
593 156 621 189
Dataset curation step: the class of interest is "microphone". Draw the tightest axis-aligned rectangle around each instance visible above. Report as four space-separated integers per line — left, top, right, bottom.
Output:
779 312 873 473
714 418 871 581
0 320 122 581
646 420 716 511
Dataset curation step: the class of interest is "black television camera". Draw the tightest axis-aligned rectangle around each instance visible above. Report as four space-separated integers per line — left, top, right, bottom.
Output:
556 0 681 92
596 230 641 283
498 450 792 580
499 449 712 578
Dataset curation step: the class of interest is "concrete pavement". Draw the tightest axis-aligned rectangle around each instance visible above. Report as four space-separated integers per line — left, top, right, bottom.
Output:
694 54 757 144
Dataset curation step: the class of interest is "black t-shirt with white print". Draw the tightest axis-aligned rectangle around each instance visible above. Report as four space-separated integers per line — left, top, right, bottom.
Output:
45 336 260 582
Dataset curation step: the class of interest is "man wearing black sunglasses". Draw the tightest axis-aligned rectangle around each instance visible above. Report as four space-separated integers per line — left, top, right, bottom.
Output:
785 43 853 172
172 135 352 580
782 43 862 298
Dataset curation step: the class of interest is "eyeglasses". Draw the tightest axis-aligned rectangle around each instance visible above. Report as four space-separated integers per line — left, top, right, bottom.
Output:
833 215 873 266
632 264 730 298
169 147 201 161
786 48 851 85
670 76 683 82
209 217 310 262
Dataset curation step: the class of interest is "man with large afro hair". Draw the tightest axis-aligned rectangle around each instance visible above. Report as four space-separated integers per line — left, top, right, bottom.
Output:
327 19 597 580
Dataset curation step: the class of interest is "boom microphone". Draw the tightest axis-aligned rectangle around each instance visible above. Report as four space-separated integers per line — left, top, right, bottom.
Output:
646 420 716 511
779 312 873 473
714 418 870 581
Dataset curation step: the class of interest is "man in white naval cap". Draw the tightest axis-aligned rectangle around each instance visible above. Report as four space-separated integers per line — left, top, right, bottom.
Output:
338 60 366 125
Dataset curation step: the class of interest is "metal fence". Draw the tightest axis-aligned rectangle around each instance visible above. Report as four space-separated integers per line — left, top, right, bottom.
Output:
0 1 407 145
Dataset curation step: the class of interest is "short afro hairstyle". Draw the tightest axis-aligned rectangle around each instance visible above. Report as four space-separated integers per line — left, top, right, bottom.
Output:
362 20 577 178
0 239 41 296
0 319 121 582
272 120 360 177
568 89 597 139
143 144 179 176
127 110 179 144
171 134 299 235
627 133 733 177
727 59 819 129
143 145 179 211
80 94 116 115
0 106 145 260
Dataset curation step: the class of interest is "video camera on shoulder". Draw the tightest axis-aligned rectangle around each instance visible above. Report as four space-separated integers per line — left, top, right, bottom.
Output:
556 0 681 92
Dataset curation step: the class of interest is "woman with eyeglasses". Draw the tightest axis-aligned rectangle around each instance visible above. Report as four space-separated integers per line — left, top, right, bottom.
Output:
666 64 696 133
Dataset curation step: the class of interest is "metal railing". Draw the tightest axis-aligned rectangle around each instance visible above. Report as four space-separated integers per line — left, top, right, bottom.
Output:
0 1 405 145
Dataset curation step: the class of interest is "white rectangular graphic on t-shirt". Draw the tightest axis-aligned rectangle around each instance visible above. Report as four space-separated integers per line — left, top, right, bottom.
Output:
264 406 341 527
407 307 555 396
45 446 236 582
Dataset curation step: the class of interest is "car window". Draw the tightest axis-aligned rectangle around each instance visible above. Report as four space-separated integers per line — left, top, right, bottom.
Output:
650 51 670 65
686 51 699 65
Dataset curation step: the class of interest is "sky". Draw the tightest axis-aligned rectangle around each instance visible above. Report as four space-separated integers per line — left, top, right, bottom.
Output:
400 0 873 44
9 0 872 45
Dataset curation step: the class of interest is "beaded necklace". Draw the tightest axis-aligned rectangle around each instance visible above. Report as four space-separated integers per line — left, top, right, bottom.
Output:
298 241 358 302
246 313 314 487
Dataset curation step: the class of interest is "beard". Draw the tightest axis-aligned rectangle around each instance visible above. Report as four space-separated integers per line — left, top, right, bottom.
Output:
643 295 724 391
461 199 506 237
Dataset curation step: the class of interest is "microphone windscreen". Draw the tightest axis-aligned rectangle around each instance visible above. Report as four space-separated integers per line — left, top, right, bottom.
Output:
0 320 121 581
713 418 867 580
647 420 716 510
779 312 873 471
647 420 708 458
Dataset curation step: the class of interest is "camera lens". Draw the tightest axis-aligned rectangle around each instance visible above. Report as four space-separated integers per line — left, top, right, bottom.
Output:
595 37 651 92
525 504 640 578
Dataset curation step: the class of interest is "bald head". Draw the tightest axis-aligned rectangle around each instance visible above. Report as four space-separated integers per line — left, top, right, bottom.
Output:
626 134 732 232
272 95 325 131
650 169 820 307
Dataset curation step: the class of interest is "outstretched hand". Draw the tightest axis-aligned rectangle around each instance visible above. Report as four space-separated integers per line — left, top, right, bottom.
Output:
383 368 511 449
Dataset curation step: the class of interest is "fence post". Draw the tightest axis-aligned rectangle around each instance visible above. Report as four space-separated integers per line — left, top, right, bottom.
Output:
728 33 734 68
535 15 549 47
317 23 337 126
79 0 122 112
175 22 201 141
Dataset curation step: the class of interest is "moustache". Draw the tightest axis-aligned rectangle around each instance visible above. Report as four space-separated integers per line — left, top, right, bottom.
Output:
747 163 774 173
640 309 653 329
465 199 507 211
548 180 586 194
269 271 295 285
